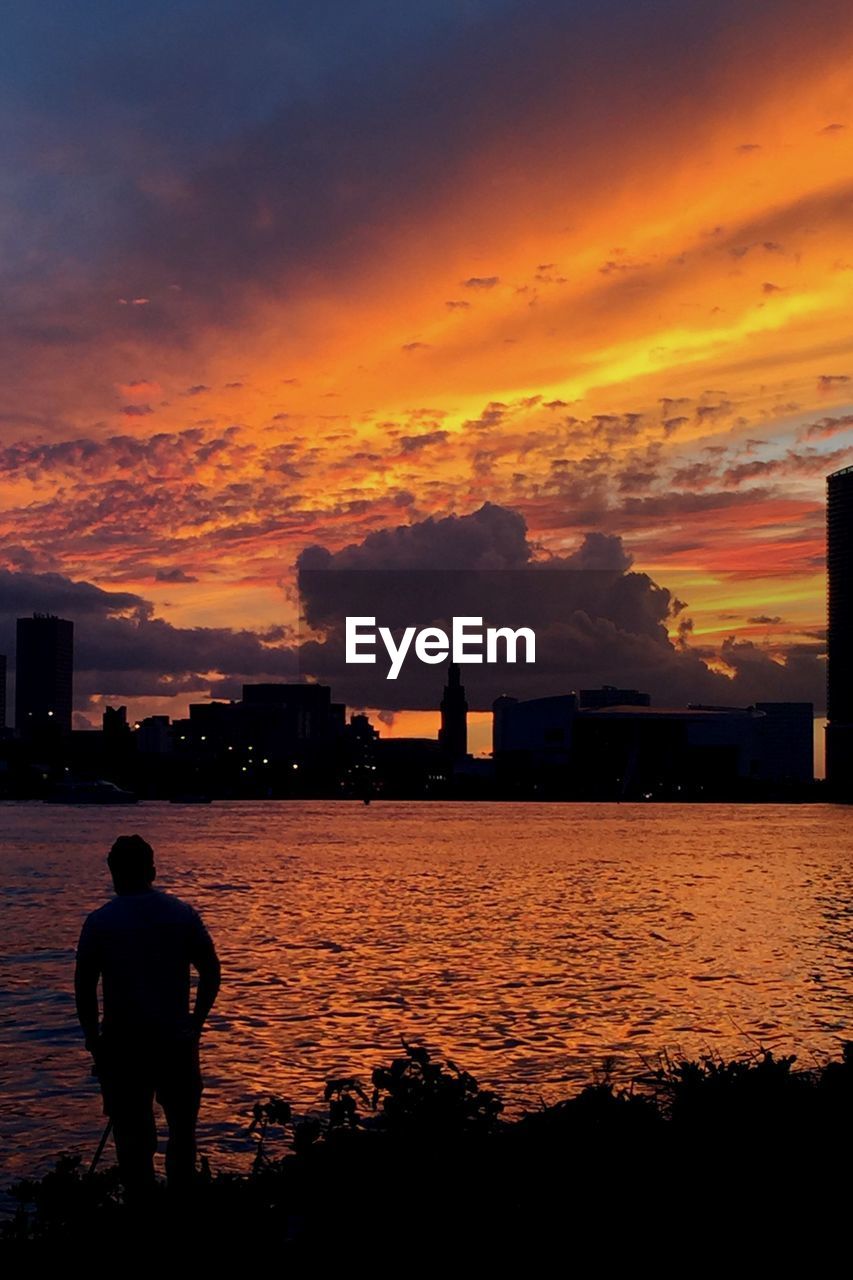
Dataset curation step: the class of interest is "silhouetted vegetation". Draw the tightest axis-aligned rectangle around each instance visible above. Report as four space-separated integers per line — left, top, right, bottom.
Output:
3 1039 851 1260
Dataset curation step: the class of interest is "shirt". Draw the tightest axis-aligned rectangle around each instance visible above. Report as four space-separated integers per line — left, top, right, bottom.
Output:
76 888 217 1042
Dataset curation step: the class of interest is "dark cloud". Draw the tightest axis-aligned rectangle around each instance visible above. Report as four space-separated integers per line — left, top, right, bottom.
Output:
296 503 825 712
399 431 448 453
621 490 770 518
723 446 852 486
154 567 198 583
0 426 244 481
298 502 531 577
801 413 853 440
462 276 500 289
670 461 716 488
0 569 298 708
0 499 825 715
559 531 633 573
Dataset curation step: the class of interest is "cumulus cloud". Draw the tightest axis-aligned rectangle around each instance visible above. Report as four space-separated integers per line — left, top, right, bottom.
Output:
0 500 826 717
399 431 448 453
0 426 245 482
0 568 298 712
296 503 825 711
154 567 198 583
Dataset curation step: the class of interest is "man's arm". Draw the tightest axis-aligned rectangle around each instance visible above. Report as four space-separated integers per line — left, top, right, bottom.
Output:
74 920 101 1053
189 913 221 1034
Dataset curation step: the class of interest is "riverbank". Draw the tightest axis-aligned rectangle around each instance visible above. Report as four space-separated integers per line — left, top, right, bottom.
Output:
4 1040 850 1258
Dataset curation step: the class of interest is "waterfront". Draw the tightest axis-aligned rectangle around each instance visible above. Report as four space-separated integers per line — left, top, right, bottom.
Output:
1 801 850 1181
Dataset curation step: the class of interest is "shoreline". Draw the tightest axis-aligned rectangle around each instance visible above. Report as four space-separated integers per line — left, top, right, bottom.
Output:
4 1039 851 1249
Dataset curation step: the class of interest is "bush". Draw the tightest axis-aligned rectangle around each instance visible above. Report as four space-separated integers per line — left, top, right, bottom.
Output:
3 1039 851 1256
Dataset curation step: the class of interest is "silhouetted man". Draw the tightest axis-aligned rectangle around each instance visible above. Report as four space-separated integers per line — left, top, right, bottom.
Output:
74 834 221 1197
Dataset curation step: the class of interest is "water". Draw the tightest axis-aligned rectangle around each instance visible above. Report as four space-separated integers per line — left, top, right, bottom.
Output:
1 801 851 1184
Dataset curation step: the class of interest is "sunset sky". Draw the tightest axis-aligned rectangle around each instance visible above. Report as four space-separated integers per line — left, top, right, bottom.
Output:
1 0 852 751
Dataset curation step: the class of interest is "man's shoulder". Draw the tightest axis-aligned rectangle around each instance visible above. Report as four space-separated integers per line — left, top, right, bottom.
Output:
83 889 202 927
82 898 118 928
151 888 197 909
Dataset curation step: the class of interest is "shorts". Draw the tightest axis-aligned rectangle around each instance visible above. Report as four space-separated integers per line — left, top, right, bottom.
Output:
97 1033 203 1118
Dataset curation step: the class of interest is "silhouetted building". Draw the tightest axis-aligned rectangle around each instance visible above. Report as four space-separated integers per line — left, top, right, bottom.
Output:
492 695 518 754
15 614 73 737
439 664 468 760
0 654 5 730
827 464 853 797
577 704 758 796
579 686 651 709
493 693 814 798
240 683 345 746
374 737 445 796
492 693 577 794
136 715 172 755
103 705 130 739
493 694 577 761
753 702 814 784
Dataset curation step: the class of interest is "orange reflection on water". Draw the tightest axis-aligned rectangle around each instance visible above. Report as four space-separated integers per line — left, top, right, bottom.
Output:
1 800 850 1179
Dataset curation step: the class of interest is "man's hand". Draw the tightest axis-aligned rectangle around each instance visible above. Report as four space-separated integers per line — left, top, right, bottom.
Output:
86 1034 104 1076
75 927 102 1063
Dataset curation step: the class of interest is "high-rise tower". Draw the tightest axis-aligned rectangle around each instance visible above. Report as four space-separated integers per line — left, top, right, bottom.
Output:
826 465 853 797
15 614 74 737
439 663 468 761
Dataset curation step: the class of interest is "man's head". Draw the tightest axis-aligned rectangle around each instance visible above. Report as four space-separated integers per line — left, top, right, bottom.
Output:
108 834 156 894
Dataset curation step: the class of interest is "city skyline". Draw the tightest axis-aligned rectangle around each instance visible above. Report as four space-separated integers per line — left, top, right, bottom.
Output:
0 603 820 800
2 453 846 783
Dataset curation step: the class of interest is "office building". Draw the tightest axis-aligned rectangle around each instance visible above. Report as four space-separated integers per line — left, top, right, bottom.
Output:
15 614 74 737
439 664 468 760
826 465 853 796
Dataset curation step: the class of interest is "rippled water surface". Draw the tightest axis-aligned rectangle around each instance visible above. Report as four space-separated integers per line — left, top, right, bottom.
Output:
1 801 851 1182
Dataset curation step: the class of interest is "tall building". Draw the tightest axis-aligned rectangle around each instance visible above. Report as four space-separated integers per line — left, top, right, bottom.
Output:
753 702 813 785
0 654 6 731
103 705 130 739
438 663 468 760
826 465 853 797
15 614 74 737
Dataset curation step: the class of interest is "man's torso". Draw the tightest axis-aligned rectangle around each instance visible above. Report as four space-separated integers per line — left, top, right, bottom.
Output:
78 889 208 1042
